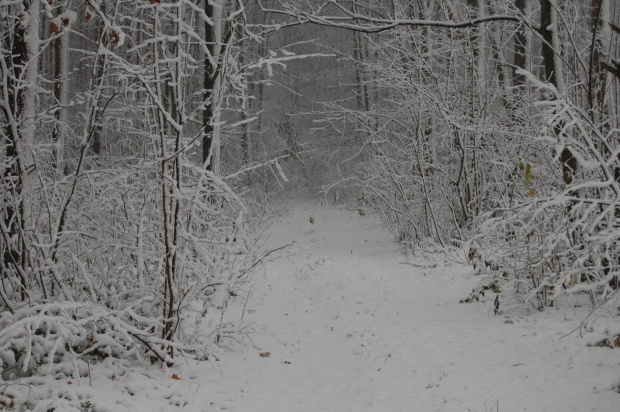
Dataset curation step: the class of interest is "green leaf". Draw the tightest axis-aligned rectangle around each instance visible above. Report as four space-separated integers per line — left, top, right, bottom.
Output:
524 163 535 186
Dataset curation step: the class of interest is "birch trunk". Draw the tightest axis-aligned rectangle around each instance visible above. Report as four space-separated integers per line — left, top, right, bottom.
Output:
540 0 574 184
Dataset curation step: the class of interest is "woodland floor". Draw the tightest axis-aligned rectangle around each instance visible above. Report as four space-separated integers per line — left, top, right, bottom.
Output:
45 201 620 411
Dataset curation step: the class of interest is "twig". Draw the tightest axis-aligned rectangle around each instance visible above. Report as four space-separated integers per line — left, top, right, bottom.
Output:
129 333 174 367
240 288 254 323
237 242 295 278
560 288 620 338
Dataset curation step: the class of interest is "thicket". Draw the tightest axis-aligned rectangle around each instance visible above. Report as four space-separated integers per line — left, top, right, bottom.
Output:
0 1 306 405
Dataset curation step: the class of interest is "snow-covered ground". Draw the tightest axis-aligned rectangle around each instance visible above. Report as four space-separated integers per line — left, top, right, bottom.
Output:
21 201 619 411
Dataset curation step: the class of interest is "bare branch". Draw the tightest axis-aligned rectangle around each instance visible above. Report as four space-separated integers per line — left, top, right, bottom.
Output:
259 1 536 33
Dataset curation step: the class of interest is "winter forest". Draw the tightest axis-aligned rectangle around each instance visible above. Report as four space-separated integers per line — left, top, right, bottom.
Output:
1 0 620 410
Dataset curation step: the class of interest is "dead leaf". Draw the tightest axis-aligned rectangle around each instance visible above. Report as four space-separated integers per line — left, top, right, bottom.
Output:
109 30 120 47
259 352 270 358
67 381 72 385
0 393 15 409
283 361 291 364
171 374 180 380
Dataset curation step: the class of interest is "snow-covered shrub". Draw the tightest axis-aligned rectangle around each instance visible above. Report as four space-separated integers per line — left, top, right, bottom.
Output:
0 156 256 374
317 18 517 249
0 0 276 390
0 302 166 379
471 72 620 310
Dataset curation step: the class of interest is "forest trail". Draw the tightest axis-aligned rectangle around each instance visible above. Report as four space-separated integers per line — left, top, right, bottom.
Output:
200 201 618 412
87 201 618 412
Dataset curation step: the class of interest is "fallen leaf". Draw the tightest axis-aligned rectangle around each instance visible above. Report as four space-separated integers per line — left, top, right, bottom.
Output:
259 352 271 358
67 381 72 385
283 361 291 364
171 374 180 380
0 393 15 409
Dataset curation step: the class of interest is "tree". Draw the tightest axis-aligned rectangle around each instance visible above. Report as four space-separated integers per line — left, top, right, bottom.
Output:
0 0 315 400
1 0 40 306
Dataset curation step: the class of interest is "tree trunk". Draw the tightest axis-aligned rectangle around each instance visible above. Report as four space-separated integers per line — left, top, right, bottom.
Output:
202 0 224 172
51 3 69 173
540 0 575 185
91 3 107 157
513 0 528 88
2 0 40 303
588 0 610 121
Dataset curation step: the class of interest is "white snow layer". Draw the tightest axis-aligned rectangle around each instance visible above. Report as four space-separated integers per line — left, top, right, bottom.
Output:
18 201 620 411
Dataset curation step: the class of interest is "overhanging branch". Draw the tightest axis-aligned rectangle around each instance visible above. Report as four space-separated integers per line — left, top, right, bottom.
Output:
259 1 536 34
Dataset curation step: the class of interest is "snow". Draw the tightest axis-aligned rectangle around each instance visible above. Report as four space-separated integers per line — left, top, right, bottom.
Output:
8 201 619 411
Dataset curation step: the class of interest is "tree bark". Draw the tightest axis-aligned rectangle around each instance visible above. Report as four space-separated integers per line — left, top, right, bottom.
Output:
540 0 575 185
51 3 69 173
202 0 224 172
2 0 40 302
513 0 528 88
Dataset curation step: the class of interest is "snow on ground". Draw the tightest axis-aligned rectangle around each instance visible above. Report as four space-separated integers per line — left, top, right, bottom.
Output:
64 201 619 411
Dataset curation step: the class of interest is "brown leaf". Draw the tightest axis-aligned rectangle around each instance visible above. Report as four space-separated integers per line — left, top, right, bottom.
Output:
109 30 120 47
259 352 270 358
171 374 181 380
0 395 15 410
50 22 59 33
67 381 72 385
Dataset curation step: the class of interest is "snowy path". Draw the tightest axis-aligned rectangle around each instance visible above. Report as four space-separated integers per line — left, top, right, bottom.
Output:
88 201 618 412
202 201 619 412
